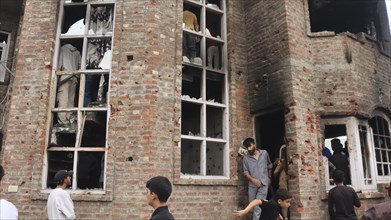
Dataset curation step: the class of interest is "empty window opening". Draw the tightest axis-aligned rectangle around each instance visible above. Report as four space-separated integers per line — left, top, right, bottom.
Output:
308 0 389 39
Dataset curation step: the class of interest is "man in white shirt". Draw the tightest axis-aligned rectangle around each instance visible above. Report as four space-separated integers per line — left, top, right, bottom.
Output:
0 165 18 220
47 170 76 220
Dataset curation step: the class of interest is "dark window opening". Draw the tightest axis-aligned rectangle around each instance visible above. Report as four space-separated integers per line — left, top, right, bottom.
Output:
62 5 87 35
181 102 201 136
77 152 104 189
182 66 202 100
308 0 389 39
206 141 224 175
206 71 224 104
47 151 74 189
181 139 201 175
0 33 9 44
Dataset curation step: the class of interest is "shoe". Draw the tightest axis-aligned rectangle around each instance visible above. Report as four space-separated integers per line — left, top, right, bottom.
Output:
193 57 202 65
183 56 190 63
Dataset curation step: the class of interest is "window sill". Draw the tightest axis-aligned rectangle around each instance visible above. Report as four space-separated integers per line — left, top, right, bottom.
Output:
30 189 113 202
321 191 385 201
174 175 237 186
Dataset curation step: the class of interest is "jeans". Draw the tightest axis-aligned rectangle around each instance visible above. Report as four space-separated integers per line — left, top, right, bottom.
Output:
84 75 100 107
182 32 196 59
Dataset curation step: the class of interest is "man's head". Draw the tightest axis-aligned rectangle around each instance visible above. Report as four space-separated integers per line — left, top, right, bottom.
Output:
333 170 345 184
0 165 4 182
146 176 172 207
54 170 73 186
243 138 256 155
275 189 292 209
331 138 343 153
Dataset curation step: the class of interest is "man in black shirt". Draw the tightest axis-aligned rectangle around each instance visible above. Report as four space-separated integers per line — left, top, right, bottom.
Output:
146 176 175 220
233 189 292 220
328 170 361 220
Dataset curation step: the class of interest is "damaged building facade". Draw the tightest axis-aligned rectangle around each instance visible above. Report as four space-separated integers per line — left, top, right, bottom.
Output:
0 0 390 219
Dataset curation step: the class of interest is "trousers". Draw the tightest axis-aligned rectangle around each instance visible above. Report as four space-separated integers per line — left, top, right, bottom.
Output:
248 184 268 220
57 76 77 125
207 45 219 69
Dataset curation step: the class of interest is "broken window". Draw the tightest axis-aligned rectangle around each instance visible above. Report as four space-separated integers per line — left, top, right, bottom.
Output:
322 117 377 192
369 115 391 180
0 31 10 82
181 0 228 178
307 0 391 53
358 125 373 185
45 0 114 191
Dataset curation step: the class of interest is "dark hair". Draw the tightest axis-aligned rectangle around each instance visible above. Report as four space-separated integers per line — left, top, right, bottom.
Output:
243 138 255 148
274 189 292 201
0 165 4 181
333 170 345 183
146 176 172 203
331 138 343 153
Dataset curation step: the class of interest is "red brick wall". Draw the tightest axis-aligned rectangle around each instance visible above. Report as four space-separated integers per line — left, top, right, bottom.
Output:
0 1 24 138
243 0 291 112
0 0 58 218
1 0 253 219
2 0 390 219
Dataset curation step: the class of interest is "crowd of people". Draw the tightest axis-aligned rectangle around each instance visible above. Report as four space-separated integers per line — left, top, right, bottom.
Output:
235 137 391 220
1 135 391 220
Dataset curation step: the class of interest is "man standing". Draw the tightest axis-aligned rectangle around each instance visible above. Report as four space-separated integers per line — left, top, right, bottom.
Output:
47 170 76 220
0 165 18 220
182 6 199 63
243 137 273 220
328 170 360 220
146 176 175 220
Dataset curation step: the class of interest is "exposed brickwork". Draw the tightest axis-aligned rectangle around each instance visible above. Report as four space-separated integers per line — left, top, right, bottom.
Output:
0 0 251 219
0 1 23 139
1 0 390 219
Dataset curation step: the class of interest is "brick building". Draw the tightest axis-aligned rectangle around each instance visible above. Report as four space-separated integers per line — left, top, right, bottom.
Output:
0 0 390 219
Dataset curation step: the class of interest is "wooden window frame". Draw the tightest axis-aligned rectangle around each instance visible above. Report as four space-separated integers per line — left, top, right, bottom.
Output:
42 0 116 194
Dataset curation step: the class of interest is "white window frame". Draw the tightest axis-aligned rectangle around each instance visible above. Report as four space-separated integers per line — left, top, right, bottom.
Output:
370 111 391 183
322 117 377 192
42 0 116 193
180 0 229 180
0 31 11 82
